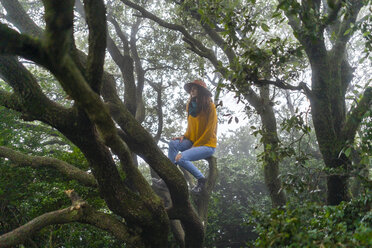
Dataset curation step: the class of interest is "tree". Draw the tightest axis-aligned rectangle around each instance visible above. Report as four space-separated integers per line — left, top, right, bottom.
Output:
278 0 372 205
120 0 371 206
0 0 218 247
120 0 288 209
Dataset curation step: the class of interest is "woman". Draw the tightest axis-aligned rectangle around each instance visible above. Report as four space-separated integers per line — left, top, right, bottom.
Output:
168 79 217 193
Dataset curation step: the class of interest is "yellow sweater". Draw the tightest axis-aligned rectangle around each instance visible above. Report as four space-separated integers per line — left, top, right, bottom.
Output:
184 101 217 148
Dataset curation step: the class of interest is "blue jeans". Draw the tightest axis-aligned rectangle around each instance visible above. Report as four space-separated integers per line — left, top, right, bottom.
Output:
168 139 215 179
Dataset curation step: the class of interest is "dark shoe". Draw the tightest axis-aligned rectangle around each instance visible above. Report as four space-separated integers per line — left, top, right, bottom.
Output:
191 178 207 194
152 178 167 190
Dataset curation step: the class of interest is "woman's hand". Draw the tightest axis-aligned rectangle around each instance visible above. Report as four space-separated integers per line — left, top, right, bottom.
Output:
172 136 184 142
175 153 182 162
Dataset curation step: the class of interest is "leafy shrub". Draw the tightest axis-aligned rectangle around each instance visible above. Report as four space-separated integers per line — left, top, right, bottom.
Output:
249 194 372 247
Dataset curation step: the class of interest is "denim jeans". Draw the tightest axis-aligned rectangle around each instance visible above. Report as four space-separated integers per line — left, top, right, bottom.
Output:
168 138 215 179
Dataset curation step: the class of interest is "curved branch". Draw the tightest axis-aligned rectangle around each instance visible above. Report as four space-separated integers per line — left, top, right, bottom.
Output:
108 15 130 54
0 146 97 187
253 79 313 99
0 89 23 112
0 190 143 248
0 56 72 126
0 24 46 64
342 87 372 142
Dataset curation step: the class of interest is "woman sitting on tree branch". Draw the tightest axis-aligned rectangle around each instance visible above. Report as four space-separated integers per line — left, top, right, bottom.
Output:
168 79 218 193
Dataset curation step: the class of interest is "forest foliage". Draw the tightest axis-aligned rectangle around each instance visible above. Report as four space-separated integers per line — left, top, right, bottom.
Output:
0 0 371 247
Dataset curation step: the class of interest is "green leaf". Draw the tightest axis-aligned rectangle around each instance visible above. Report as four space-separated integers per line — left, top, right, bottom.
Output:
344 28 352 36
261 23 270 32
360 156 369 165
344 147 352 157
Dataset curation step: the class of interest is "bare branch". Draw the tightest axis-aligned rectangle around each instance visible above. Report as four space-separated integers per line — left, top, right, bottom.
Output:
254 79 313 98
108 15 130 54
0 146 97 187
147 80 164 143
106 16 137 116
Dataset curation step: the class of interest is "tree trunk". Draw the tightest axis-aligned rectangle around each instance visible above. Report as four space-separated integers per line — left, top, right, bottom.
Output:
259 87 287 207
309 51 350 205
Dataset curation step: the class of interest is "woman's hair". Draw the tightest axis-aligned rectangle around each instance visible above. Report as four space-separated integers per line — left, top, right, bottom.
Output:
186 87 212 115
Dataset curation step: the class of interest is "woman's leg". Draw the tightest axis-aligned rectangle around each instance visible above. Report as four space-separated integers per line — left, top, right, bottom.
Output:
168 139 193 163
177 146 215 179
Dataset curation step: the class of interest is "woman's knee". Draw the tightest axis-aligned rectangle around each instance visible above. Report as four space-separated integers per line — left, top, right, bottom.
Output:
168 139 178 149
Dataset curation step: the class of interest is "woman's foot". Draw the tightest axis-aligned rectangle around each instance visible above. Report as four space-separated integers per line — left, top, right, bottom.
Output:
152 178 167 190
191 178 207 194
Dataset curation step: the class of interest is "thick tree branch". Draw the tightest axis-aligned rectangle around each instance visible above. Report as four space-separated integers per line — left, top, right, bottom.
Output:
1 2 170 243
0 190 143 248
104 86 203 244
42 1 150 200
3 0 158 223
0 56 72 126
0 89 23 112
342 87 372 142
83 0 107 93
0 0 43 37
0 146 97 187
254 79 313 99
42 0 74 63
0 24 46 65
106 35 125 67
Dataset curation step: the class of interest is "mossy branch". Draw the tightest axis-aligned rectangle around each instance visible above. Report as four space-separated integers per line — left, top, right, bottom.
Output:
0 24 45 64
0 56 71 127
0 190 143 248
42 0 74 62
0 90 23 112
0 146 97 187
82 0 107 93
